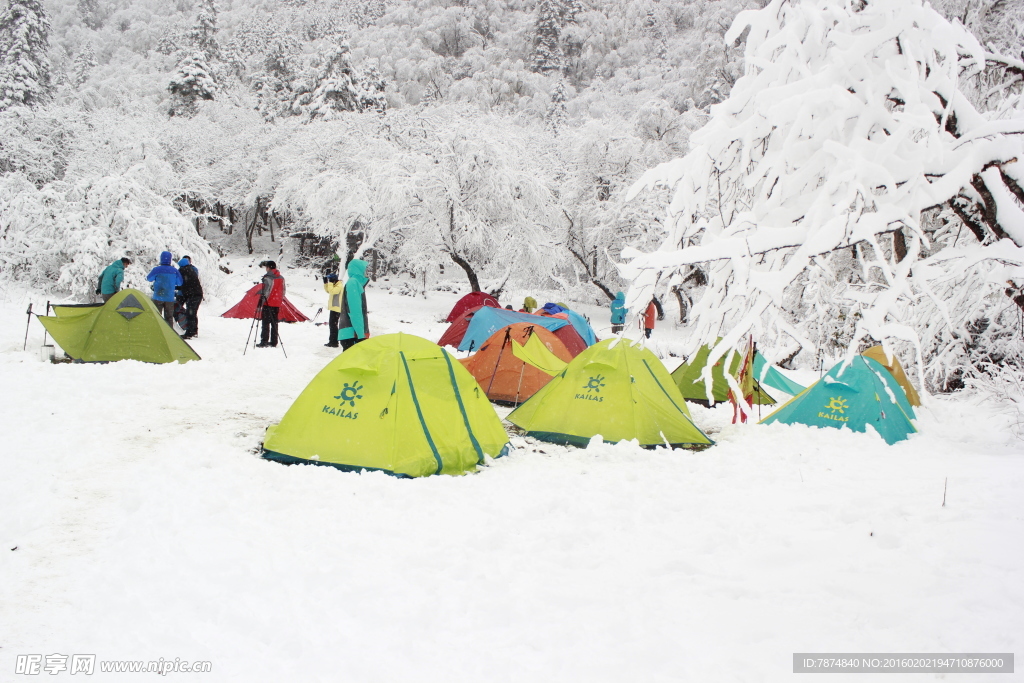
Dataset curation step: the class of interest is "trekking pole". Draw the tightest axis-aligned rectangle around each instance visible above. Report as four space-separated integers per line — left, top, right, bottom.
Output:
23 303 32 350
42 301 51 346
311 307 323 323
277 331 287 359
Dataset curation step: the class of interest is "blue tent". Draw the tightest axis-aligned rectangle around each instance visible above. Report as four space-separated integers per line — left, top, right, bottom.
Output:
564 309 598 346
760 356 916 445
459 308 570 352
753 354 806 397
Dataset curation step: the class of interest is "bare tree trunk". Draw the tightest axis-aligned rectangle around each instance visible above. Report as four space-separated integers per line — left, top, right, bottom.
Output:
448 250 481 292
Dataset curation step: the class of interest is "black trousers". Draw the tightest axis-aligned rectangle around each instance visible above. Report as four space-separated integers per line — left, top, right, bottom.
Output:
328 310 340 346
260 305 279 346
341 336 363 351
182 297 202 337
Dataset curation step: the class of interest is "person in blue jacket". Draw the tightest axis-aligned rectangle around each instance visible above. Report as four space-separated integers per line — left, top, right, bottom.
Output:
610 291 626 333
146 251 183 326
96 257 131 302
337 259 369 351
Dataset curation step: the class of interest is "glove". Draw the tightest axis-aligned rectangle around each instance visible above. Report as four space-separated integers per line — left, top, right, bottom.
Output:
322 276 328 283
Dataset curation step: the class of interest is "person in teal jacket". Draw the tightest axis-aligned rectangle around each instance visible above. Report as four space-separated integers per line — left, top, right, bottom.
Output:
337 259 369 351
96 258 131 302
610 291 627 333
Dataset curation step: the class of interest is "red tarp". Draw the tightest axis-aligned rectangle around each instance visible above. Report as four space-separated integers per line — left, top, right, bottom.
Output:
438 305 483 348
221 284 309 322
445 291 499 323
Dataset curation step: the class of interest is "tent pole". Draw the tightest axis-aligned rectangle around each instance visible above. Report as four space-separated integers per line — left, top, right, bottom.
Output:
42 301 50 347
513 325 535 405
484 330 510 396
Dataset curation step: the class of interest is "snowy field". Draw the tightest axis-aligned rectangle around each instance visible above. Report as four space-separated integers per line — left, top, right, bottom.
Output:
1 270 1022 682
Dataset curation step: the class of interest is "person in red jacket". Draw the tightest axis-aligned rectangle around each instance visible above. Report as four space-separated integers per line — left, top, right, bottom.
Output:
643 300 656 339
257 261 286 348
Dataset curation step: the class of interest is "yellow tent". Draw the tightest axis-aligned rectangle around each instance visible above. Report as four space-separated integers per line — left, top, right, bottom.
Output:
862 346 921 407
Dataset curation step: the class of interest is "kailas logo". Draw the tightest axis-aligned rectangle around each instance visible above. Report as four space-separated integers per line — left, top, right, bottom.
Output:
334 381 364 407
322 381 363 420
575 374 606 402
825 397 847 414
817 396 849 423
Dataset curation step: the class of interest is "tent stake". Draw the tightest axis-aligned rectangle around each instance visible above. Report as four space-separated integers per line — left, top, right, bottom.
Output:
942 477 947 507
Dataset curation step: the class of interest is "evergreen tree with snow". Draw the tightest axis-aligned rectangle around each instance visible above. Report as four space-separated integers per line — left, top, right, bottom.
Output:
168 52 216 118
71 43 96 88
0 0 51 111
530 0 563 73
190 0 220 63
545 80 568 135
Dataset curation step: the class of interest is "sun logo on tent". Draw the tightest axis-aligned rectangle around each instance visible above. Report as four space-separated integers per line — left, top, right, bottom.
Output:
334 382 364 407
825 397 848 414
584 375 606 393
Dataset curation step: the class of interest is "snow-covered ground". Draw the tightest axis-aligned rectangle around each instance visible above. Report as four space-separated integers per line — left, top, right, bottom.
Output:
1 271 1022 682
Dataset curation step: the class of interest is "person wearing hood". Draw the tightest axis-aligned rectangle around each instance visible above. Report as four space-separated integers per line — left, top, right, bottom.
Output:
337 259 369 351
177 255 203 339
610 292 626 334
146 251 182 326
521 296 537 314
96 257 131 302
257 260 285 348
322 271 343 348
643 300 657 339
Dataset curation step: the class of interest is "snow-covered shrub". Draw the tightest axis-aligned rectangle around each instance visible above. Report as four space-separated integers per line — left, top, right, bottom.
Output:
0 165 217 298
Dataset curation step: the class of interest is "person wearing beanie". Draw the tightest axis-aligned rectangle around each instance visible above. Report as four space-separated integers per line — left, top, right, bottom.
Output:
322 271 343 348
177 255 203 339
257 260 285 348
146 251 182 326
96 257 132 302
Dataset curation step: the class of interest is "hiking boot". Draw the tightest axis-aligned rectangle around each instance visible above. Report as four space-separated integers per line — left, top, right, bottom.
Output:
325 343 339 348
256 342 271 348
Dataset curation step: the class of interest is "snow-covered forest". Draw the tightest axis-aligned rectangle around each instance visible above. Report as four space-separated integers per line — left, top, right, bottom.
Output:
0 0 1023 394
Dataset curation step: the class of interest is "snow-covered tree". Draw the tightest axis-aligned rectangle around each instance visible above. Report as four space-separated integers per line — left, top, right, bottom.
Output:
624 0 1024 395
191 0 220 63
531 0 563 74
0 0 51 111
76 0 104 31
254 44 386 122
71 43 96 88
545 80 568 134
168 52 217 118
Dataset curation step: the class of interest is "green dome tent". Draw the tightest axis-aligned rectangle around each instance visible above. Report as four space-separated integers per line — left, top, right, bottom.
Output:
262 333 510 477
671 342 776 406
37 289 200 364
760 356 916 445
507 339 713 449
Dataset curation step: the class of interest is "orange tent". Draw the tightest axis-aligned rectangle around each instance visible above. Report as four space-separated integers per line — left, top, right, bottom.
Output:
459 323 574 405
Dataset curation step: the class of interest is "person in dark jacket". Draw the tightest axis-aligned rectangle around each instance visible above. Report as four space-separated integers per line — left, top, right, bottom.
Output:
610 291 626 334
323 272 343 347
177 256 203 339
96 257 131 302
146 251 182 326
337 259 369 351
257 261 285 348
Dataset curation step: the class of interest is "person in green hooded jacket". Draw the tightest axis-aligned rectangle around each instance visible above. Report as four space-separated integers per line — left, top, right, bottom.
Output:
96 257 131 302
337 259 369 350
610 291 627 333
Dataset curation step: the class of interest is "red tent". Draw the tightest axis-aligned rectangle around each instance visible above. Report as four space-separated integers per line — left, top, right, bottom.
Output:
552 325 587 357
221 284 309 322
438 305 483 348
446 291 499 323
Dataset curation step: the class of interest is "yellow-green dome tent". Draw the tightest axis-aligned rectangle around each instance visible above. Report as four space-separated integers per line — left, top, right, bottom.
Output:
37 289 200 364
262 333 510 477
671 341 775 406
507 339 713 449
